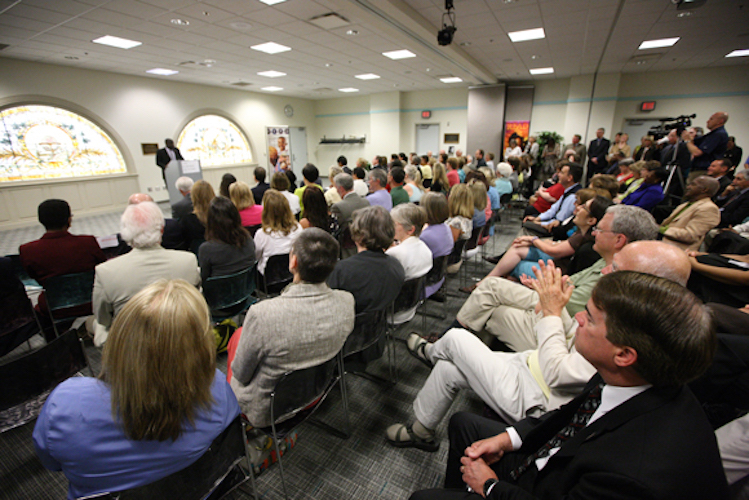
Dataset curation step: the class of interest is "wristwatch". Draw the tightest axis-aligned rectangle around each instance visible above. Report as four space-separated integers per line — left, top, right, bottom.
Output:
483 478 499 497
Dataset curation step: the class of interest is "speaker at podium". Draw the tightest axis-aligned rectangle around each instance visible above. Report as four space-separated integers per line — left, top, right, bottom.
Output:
164 160 202 205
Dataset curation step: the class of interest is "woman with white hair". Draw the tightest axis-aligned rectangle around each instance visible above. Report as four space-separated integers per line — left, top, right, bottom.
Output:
495 162 514 198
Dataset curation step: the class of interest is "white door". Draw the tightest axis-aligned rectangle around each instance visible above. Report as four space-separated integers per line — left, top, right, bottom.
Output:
289 126 308 171
415 124 440 156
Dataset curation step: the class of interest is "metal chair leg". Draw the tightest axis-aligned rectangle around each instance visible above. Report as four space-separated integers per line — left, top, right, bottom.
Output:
271 424 289 500
241 421 259 500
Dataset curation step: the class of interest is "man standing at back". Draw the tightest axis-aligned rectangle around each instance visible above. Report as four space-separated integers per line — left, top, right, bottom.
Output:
683 111 729 180
587 128 610 178
91 201 199 346
155 138 183 186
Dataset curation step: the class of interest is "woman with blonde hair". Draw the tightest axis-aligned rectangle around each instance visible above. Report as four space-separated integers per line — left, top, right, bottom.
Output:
446 183 474 241
229 180 263 227
33 280 240 499
325 165 343 207
270 171 300 215
430 162 450 194
180 179 215 251
254 189 302 277
404 165 424 203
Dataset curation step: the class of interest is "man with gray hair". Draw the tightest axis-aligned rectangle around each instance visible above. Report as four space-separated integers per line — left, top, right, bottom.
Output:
455 205 659 352
91 201 199 346
332 172 370 258
171 176 194 219
366 168 392 211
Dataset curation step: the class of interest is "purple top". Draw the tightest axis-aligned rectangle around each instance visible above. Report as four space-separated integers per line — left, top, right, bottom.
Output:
622 182 664 212
420 223 454 297
366 189 393 211
33 370 240 499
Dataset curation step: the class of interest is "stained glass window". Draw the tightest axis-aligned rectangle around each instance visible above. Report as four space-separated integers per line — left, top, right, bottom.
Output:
177 115 253 167
0 105 127 182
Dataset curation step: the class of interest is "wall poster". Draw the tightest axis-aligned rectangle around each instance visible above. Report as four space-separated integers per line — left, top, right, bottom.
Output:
266 126 292 173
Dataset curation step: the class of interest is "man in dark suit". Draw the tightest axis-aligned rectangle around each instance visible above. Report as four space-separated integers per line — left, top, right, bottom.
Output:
586 128 610 178
707 158 733 199
155 138 184 185
170 176 193 219
411 270 727 500
250 166 270 205
718 169 749 227
332 173 370 258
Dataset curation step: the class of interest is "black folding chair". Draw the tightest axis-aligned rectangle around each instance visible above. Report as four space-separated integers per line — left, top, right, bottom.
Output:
419 255 450 324
260 254 293 297
260 356 343 500
338 309 392 398
203 265 258 323
244 224 262 238
44 270 95 337
460 225 485 289
75 415 256 500
388 275 427 373
0 328 91 433
0 267 44 357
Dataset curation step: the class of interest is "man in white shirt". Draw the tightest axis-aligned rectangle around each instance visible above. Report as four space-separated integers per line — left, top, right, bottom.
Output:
410 265 726 499
352 167 369 197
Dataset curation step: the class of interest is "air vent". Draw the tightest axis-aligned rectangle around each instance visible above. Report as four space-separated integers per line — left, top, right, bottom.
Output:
309 13 350 30
231 81 252 87
312 87 335 93
178 60 196 66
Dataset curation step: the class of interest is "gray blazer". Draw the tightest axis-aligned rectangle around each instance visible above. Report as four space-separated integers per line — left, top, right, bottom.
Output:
171 193 193 219
230 282 355 427
331 192 370 225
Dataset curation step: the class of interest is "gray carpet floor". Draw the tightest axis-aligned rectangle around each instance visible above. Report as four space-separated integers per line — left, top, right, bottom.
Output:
0 207 523 500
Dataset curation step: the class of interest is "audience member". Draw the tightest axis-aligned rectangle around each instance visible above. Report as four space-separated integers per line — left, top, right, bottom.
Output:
430 162 450 195
300 185 335 233
171 176 194 219
494 163 514 199
199 197 255 283
366 168 392 211
687 250 749 308
633 135 656 161
538 139 560 185
294 163 321 212
20 198 105 317
91 201 199 346
683 111 729 177
337 155 351 175
523 163 583 235
659 175 720 251
716 169 749 228
446 183 474 241
419 192 454 298
332 173 371 257
251 167 270 205
466 177 487 233
218 173 236 198
389 167 410 207
34 280 240 500
229 181 263 228
563 134 586 160
254 190 302 279
325 165 344 207
408 270 724 500
587 128 610 177
621 164 667 211
404 165 424 203
270 171 300 215
180 179 215 251
352 167 369 197
724 135 743 172
446 158 460 187
231 229 354 427
708 158 733 197
387 203 433 323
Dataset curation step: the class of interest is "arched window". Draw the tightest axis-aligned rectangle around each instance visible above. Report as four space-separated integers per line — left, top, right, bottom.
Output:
177 115 253 167
0 104 127 182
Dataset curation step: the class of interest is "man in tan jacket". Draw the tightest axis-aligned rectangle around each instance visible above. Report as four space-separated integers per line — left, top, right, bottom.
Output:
660 175 721 251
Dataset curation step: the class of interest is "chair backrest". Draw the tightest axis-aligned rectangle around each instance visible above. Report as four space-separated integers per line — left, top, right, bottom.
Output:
342 309 388 358
0 328 87 431
263 254 293 295
393 275 426 315
0 273 41 357
464 225 485 253
203 265 257 318
44 270 95 313
424 255 449 288
270 356 338 424
499 193 513 206
245 224 261 237
447 238 468 265
76 415 252 500
6 253 39 288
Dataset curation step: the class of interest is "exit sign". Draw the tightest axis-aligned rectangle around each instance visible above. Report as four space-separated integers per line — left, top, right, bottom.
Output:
640 101 656 112
422 110 432 119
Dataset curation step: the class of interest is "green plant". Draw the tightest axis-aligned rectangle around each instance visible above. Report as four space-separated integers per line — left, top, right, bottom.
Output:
535 131 564 152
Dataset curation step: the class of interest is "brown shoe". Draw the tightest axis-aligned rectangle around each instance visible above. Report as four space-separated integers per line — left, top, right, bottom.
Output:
458 284 478 294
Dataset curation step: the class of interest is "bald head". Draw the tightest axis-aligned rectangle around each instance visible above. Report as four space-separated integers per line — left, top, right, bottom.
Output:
606 241 690 286
128 193 154 205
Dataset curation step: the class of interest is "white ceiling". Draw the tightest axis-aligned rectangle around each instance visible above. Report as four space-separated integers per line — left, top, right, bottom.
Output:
0 0 747 99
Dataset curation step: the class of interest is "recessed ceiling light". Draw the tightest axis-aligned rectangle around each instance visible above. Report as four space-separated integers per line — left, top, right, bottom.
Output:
529 67 554 75
382 49 416 60
339 88 359 92
229 21 252 30
508 28 545 43
459 42 471 47
638 37 680 50
726 49 749 58
92 35 142 49
147 68 178 76
531 54 540 60
261 86 283 91
440 77 462 83
251 42 291 54
346 29 359 35
258 70 286 78
259 0 287 4
325 63 333 67
636 60 647 65
171 18 189 26
676 11 692 18
355 73 380 80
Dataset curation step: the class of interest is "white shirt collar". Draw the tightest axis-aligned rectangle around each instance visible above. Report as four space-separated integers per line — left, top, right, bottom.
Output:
589 383 651 425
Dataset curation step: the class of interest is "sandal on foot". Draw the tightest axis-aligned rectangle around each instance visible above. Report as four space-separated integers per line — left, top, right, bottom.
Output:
407 333 433 369
386 423 439 452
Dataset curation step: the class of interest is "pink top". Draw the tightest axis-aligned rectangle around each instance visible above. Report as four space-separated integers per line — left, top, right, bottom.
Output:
239 205 263 227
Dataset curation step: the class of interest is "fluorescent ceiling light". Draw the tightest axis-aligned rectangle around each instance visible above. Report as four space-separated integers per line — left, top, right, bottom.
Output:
355 73 380 80
146 68 178 76
382 49 416 60
257 70 286 78
251 42 291 54
92 35 142 49
638 37 679 50
508 28 545 43
261 86 283 92
440 77 462 83
726 49 749 58
259 0 287 4
529 67 554 75
339 88 359 92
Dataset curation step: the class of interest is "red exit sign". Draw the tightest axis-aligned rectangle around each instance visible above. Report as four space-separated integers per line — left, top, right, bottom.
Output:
422 110 432 119
640 101 656 112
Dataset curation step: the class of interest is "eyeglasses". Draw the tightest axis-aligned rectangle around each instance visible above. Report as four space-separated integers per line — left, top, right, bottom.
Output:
591 225 617 235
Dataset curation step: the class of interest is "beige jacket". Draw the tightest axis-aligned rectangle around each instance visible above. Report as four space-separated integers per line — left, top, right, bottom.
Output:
661 197 721 251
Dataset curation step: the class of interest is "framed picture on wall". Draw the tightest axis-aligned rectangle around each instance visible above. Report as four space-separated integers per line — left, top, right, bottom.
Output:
444 133 459 144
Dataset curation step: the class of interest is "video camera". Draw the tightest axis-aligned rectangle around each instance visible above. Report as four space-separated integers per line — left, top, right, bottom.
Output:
648 114 696 141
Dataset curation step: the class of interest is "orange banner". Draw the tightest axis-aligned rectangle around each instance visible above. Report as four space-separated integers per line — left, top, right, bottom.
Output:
503 121 530 152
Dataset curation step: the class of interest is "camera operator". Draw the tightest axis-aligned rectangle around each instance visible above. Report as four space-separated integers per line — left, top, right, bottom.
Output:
658 129 691 173
682 111 729 181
